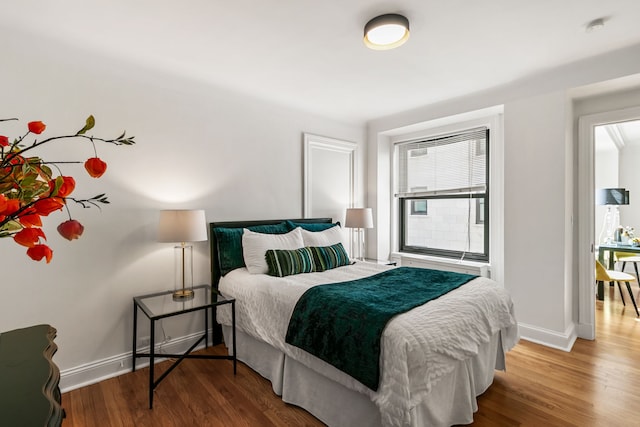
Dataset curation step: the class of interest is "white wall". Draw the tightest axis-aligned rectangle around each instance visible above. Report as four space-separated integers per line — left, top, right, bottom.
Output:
368 43 640 350
619 140 640 229
503 91 574 336
0 27 364 389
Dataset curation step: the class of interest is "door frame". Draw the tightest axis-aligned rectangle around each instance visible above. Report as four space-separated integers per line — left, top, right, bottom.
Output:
577 105 640 339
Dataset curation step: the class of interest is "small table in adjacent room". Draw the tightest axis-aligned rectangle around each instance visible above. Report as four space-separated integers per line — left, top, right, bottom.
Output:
132 284 236 409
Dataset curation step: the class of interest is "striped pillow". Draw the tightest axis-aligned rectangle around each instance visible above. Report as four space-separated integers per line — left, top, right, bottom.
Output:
266 247 317 277
310 243 350 271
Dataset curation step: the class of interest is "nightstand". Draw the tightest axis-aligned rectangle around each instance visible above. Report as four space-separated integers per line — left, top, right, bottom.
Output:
132 284 236 409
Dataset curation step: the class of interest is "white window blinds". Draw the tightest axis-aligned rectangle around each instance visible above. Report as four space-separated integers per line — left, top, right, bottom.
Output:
396 127 488 197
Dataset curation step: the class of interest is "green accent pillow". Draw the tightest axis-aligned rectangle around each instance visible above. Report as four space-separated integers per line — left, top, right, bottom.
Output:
286 221 340 232
214 222 290 276
266 247 317 277
310 243 351 271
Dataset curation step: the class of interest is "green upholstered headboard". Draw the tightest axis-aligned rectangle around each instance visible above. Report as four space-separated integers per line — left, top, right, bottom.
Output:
209 218 333 291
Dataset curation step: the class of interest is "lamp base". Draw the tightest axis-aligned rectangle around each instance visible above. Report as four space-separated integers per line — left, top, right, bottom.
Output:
172 289 195 301
357 227 365 261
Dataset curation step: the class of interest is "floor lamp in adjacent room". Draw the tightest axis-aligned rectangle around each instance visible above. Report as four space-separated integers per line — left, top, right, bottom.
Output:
345 208 373 261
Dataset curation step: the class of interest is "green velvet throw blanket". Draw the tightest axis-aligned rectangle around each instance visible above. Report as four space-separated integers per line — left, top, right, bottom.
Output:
285 266 477 390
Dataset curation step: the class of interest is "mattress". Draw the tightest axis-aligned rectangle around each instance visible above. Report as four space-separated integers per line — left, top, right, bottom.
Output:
216 261 518 426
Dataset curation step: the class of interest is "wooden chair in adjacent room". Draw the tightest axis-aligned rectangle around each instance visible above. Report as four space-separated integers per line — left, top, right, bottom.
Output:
615 251 640 286
595 259 639 316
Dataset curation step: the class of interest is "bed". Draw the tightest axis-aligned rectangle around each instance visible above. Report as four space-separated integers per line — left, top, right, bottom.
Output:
209 218 518 427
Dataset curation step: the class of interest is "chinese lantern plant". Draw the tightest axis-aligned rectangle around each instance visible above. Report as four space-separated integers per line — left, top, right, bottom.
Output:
0 115 135 262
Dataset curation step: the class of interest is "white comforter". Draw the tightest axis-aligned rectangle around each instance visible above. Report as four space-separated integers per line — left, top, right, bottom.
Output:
216 262 518 427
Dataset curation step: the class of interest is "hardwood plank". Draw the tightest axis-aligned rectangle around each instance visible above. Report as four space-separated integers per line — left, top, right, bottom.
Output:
62 291 640 426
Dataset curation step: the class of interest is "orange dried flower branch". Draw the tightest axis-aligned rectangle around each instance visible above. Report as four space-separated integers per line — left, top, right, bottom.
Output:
0 115 135 262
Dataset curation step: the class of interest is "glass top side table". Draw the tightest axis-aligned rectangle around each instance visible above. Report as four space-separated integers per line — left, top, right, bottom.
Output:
132 284 236 409
135 284 217 319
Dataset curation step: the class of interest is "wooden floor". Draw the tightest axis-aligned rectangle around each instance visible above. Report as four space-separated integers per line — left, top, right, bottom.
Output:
62 284 640 426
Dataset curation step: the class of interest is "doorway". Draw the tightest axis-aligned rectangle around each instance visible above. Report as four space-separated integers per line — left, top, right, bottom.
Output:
595 121 640 244
578 106 640 340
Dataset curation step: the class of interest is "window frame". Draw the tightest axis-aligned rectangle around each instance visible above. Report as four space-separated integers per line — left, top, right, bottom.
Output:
476 198 485 225
410 199 428 215
397 129 490 262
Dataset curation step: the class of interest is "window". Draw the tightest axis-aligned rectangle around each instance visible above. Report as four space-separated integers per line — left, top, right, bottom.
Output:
410 200 428 215
476 198 484 224
396 127 489 261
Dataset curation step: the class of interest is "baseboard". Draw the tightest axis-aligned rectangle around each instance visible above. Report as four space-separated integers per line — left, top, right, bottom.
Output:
576 322 595 340
60 330 213 393
517 322 577 352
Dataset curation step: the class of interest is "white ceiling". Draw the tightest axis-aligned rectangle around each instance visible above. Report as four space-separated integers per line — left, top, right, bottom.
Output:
596 120 640 152
3 1 640 123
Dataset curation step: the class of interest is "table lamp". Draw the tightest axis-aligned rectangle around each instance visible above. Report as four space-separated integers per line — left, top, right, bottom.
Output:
596 188 629 244
157 209 207 301
345 208 374 261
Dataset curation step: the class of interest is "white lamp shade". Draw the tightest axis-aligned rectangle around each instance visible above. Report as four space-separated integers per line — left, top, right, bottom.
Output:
157 209 207 243
345 208 374 229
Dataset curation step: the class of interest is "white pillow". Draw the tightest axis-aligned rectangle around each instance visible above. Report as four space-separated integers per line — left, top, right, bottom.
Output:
299 226 350 258
242 227 304 274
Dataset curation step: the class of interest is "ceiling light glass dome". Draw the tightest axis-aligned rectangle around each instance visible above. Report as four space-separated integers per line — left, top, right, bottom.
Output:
364 14 410 50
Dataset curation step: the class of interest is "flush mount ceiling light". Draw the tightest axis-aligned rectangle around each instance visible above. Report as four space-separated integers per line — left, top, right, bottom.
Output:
364 13 410 50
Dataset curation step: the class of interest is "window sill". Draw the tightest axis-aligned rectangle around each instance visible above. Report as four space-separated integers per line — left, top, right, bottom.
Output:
390 252 491 278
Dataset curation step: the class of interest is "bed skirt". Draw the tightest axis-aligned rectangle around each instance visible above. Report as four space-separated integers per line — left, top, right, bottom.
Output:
221 325 505 427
